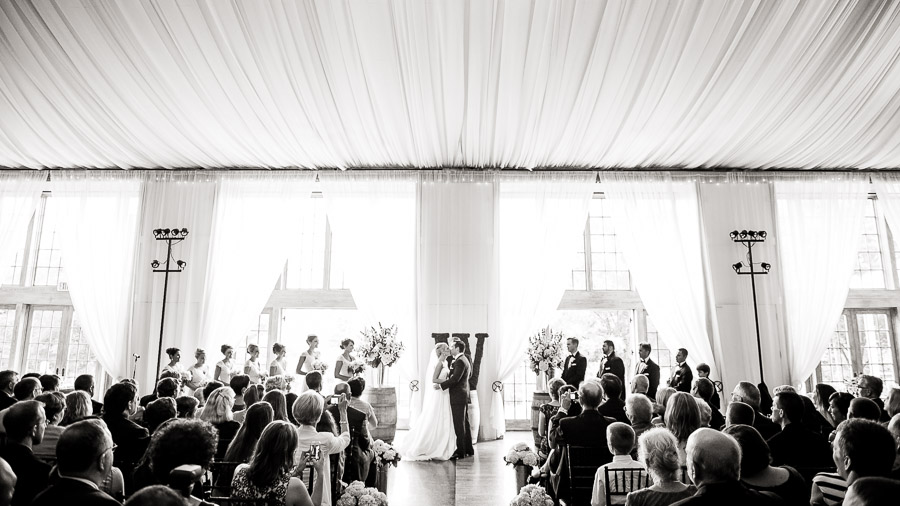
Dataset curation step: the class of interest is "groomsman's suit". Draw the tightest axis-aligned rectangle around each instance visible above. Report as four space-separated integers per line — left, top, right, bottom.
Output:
635 357 660 399
668 361 692 393
440 351 474 458
561 351 587 388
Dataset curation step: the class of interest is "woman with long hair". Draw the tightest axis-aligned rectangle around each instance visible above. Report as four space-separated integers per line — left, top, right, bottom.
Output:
270 343 288 377
225 402 275 463
60 390 92 426
235 384 264 423
263 389 290 422
293 391 350 506
813 383 838 428
665 392 701 466
651 387 677 426
199 386 240 460
334 339 355 382
231 421 313 506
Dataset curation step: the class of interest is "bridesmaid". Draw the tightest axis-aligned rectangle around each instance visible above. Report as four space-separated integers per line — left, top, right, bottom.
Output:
214 344 235 383
270 343 288 377
243 344 265 384
295 335 320 391
334 339 355 382
185 349 209 392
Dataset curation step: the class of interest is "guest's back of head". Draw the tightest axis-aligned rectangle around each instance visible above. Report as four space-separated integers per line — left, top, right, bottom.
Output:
578 380 603 409
104 382 137 417
38 374 60 393
848 397 882 421
147 418 218 482
199 387 234 424
598 373 622 400
246 421 299 489
630 374 649 395
175 396 199 419
722 424 770 477
885 388 900 418
56 419 112 476
262 390 289 422
225 402 274 463
144 397 177 433
726 401 755 427
637 428 680 483
123 485 186 506
833 419 895 480
685 428 742 485
155 378 178 399
13 377 41 401
35 392 64 425
732 381 761 411
655 387 676 413
844 477 900 506
348 377 366 398
305 371 323 391
829 392 855 423
73 374 94 394
607 422 635 455
201 381 224 402
62 390 92 425
626 394 652 425
229 374 250 397
665 392 700 443
693 378 714 403
293 391 324 426
5 400 44 441
548 378 566 400
242 384 264 408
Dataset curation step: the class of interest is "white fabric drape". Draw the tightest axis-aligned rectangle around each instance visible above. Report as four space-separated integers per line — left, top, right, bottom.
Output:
52 171 143 380
871 175 900 256
775 174 870 386
486 173 595 437
603 173 720 378
198 173 313 353
4 1 900 170
0 171 46 286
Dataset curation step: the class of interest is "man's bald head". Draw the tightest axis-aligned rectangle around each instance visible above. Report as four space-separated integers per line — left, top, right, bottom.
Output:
333 382 350 397
848 397 881 421
888 413 900 442
0 458 15 506
686 428 742 485
578 380 603 409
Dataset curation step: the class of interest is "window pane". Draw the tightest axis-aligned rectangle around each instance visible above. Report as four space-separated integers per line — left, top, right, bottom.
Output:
234 313 270 375
0 308 16 369
589 199 630 290
850 199 884 289
567 219 588 290
62 313 100 390
33 197 66 287
858 312 897 393
645 316 674 382
819 314 853 391
285 197 327 289
25 309 63 374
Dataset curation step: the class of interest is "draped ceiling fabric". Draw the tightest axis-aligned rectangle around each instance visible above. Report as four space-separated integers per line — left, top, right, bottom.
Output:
2 0 900 170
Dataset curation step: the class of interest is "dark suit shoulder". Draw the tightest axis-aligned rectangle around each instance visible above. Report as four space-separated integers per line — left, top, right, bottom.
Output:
32 479 120 506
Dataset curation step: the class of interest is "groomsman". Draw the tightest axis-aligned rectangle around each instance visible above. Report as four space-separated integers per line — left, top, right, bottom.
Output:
597 340 625 399
668 348 692 393
561 338 587 388
634 342 660 399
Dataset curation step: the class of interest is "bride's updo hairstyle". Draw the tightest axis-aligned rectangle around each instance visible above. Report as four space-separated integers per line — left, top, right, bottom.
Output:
340 339 354 350
434 343 450 358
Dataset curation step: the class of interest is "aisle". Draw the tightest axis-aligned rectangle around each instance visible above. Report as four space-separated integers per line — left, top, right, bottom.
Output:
384 430 533 506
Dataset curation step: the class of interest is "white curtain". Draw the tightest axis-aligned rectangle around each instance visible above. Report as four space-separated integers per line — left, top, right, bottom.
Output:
4 1 900 170
486 172 596 437
775 173 870 386
198 172 314 353
52 170 144 380
0 171 46 286
603 173 720 377
871 174 900 252
320 171 418 403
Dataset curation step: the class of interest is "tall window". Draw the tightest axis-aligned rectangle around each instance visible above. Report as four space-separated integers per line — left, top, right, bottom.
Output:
851 198 885 289
233 312 271 374
62 313 101 389
568 197 631 290
0 308 16 370
645 317 674 384
815 310 898 393
32 197 66 287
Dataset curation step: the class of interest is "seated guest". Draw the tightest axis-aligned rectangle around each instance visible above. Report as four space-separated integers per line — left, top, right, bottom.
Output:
230 374 251 412
262 389 290 422
199 386 239 460
143 397 177 434
305 370 324 393
731 381 780 440
224 402 274 464
0 457 14 506
725 401 755 427
590 423 646 506
132 418 218 491
0 371 17 411
293 391 351 506
285 392 299 425
31 420 120 506
843 477 900 506
38 374 60 393
532 383 578 480
767 391 833 469
694 364 719 409
348 377 378 429
123 484 186 506
828 392 854 428
140 378 178 408
651 387 676 426
20 373 39 380
597 374 629 424
60 390 93 427
625 394 653 453
857 375 890 422
101 382 150 486
812 419 896 506
13 376 42 402
175 395 199 419
813 384 838 431
848 397 882 422
626 428 696 506
674 428 782 505
234 384 264 423
328 382 374 484
723 424 806 505
32 392 65 461
631 375 650 398
889 414 900 480
231 420 313 506
692 378 724 429
200 380 224 406
694 398 712 428
665 392 700 466
538 378 566 461
74 374 103 416
885 388 900 419
0 401 50 506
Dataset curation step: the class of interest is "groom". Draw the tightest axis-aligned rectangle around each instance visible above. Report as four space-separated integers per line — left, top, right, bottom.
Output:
436 340 474 459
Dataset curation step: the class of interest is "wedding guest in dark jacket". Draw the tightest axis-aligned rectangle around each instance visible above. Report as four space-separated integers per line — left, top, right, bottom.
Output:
723 424 806 505
32 419 120 506
561 338 587 388
692 378 725 430
328 382 374 484
101 382 149 495
596 374 629 424
0 371 17 412
731 381 780 440
0 401 50 506
767 391 832 469
74 374 104 416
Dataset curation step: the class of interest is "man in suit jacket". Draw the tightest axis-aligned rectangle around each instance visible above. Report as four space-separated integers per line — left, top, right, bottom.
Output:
668 348 693 393
101 382 149 495
32 419 120 506
597 340 626 399
730 381 780 440
561 338 587 388
439 341 474 459
692 378 725 430
0 401 50 506
328 383 375 485
75 375 104 416
0 372 16 412
767 391 832 469
635 342 660 399
596 374 629 424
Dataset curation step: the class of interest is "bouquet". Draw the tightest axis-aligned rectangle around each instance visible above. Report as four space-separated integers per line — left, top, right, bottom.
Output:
264 374 294 392
504 442 538 467
526 328 564 375
348 359 366 376
372 439 401 468
510 484 554 506
336 480 388 506
357 323 405 368
312 359 328 372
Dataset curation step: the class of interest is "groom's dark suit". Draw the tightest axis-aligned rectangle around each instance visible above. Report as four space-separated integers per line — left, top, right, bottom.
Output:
440 353 474 458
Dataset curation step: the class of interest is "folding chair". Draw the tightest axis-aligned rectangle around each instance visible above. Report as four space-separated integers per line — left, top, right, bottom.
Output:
604 467 651 505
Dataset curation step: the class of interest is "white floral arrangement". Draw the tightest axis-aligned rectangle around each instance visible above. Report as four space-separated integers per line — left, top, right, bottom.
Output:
526 328 564 375
312 359 328 372
844 372 862 397
372 439 401 468
510 484 554 506
348 359 366 376
357 323 405 368
264 374 294 392
335 480 388 506
504 442 539 467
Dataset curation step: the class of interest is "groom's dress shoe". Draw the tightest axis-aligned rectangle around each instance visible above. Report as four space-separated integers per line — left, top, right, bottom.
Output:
449 453 461 461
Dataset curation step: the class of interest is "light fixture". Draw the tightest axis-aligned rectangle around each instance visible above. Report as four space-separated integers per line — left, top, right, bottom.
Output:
730 228 772 383
181 228 189 236
739 230 748 239
761 262 771 272
151 260 160 269
730 230 739 240
150 225 189 382
759 231 767 239
732 262 743 273
176 260 186 269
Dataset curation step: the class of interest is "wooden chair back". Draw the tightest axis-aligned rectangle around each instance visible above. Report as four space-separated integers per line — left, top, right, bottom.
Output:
604 467 651 505
565 445 607 505
207 498 277 506
208 461 243 498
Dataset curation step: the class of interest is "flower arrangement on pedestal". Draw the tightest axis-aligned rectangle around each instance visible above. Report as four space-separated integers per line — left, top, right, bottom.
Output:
504 442 539 467
311 359 328 373
510 484 554 506
264 374 294 392
357 323 405 385
526 328 564 381
372 439 401 468
348 359 366 376
336 480 388 506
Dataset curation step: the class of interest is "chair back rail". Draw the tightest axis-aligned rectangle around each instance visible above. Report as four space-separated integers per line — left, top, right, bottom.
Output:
603 467 651 505
566 445 608 505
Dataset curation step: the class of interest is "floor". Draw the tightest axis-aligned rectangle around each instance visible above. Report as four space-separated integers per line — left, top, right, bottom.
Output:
385 430 534 506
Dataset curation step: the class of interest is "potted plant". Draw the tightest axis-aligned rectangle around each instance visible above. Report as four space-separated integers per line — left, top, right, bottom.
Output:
526 328 564 446
504 442 539 494
357 323 405 443
372 439 401 494
510 484 554 506
336 480 389 506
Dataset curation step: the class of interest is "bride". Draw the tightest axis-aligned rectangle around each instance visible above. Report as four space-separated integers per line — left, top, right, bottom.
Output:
401 342 456 461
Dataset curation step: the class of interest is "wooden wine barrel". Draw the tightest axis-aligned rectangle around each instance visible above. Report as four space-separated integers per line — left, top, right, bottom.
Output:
367 387 397 443
531 391 551 448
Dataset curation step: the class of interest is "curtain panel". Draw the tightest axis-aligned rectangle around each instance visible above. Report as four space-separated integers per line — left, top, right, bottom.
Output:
0 171 47 287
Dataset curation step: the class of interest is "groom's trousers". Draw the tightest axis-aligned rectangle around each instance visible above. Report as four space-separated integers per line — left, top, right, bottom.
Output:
451 402 475 456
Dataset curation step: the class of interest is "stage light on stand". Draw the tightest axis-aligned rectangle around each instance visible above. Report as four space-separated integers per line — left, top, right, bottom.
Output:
150 225 188 382
730 229 772 384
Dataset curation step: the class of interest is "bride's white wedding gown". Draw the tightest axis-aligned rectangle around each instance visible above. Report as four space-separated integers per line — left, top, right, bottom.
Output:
400 354 456 461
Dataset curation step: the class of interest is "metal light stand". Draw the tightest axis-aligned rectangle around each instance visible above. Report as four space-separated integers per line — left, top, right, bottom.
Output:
730 230 771 383
152 228 188 382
